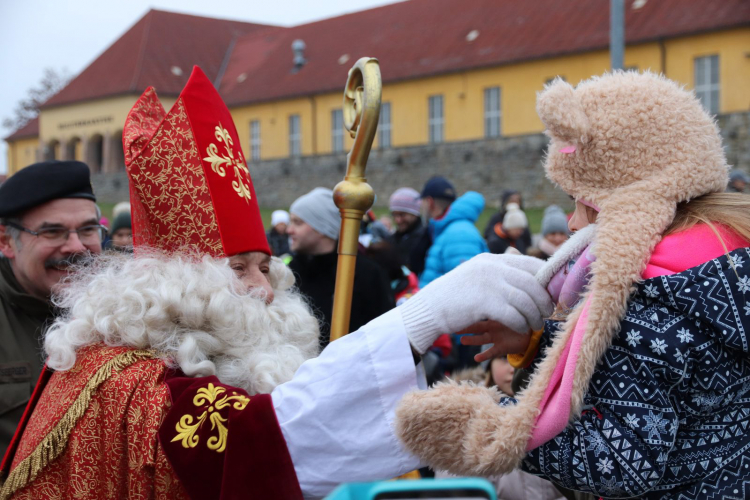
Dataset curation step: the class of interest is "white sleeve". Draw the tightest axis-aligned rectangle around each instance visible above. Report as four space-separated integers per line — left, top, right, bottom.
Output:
271 307 427 499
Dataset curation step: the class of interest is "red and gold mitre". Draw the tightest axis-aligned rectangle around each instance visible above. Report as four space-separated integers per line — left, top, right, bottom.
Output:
122 66 269 257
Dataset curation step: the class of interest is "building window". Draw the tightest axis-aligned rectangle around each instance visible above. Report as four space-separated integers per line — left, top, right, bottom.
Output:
484 87 501 138
695 55 720 115
289 115 301 157
331 109 344 153
250 120 261 161
428 95 443 143
378 102 392 149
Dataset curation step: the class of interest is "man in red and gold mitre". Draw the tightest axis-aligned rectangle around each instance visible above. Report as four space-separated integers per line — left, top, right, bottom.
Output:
0 67 552 500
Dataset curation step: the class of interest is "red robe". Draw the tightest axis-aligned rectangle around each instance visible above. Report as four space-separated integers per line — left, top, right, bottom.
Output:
0 344 301 500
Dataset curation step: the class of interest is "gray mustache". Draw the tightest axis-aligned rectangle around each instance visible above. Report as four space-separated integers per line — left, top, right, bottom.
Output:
45 253 93 270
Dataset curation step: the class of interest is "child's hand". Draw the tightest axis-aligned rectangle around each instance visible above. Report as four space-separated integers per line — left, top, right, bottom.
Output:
458 320 531 363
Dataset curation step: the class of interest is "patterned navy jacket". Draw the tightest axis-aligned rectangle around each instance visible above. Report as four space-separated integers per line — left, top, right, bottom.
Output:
511 248 750 499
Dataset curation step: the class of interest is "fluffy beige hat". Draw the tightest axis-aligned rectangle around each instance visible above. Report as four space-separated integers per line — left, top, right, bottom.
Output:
395 71 729 476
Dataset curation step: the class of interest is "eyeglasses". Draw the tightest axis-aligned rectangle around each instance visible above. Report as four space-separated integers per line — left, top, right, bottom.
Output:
7 222 107 245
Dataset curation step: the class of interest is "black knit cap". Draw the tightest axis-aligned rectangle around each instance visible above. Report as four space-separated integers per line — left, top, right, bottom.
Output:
0 160 96 217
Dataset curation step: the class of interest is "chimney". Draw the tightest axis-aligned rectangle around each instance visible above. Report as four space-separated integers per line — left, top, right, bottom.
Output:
292 39 306 72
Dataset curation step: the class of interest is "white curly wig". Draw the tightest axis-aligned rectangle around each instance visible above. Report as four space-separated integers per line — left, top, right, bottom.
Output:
44 250 320 395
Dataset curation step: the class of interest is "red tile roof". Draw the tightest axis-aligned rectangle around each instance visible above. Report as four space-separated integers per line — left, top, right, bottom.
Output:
36 0 750 111
4 117 39 141
219 0 750 105
42 10 274 108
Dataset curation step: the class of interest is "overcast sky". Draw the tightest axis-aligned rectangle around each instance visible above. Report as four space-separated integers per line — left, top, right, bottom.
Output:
0 0 402 174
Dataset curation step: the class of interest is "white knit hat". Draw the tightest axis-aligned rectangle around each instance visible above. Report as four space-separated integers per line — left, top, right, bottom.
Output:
502 203 528 230
271 210 290 227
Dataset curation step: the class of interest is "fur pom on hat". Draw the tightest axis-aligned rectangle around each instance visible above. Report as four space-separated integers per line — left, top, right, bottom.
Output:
396 71 729 476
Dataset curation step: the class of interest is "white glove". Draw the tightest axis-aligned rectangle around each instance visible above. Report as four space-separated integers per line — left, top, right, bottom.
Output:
401 254 554 354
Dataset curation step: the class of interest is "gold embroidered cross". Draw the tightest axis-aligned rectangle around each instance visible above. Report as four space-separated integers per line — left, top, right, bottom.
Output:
171 383 250 453
203 124 253 203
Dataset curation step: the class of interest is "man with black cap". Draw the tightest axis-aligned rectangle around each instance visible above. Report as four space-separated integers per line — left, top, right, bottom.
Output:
0 160 103 457
418 176 488 287
408 177 458 277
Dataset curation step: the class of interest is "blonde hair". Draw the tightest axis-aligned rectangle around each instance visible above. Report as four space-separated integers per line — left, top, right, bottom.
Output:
666 192 750 244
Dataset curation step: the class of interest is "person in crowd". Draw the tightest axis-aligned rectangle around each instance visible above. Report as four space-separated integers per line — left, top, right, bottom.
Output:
378 215 393 232
364 240 419 306
487 202 530 255
0 67 553 499
266 209 291 257
419 178 487 287
389 187 427 270
105 210 132 252
483 190 519 238
409 177 456 277
0 160 103 457
727 169 749 193
485 355 515 397
287 187 394 347
397 71 750 499
528 205 570 260
483 190 533 248
101 201 130 250
112 201 131 219
359 209 392 247
418 180 489 371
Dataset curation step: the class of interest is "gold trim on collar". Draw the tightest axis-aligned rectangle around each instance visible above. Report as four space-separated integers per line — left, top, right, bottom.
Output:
0 349 156 499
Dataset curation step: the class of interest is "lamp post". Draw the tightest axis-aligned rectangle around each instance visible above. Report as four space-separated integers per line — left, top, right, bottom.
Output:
611 0 625 70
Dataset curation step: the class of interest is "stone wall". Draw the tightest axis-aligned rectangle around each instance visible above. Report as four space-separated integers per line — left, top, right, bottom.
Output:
92 111 750 208
246 132 569 210
91 171 130 204
718 112 750 173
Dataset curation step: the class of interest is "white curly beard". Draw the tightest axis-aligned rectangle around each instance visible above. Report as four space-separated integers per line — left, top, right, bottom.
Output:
43 249 320 395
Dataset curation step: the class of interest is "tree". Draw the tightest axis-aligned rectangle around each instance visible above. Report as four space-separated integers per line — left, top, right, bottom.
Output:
3 68 71 131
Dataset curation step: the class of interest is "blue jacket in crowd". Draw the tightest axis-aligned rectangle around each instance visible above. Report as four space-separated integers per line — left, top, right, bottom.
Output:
513 247 750 498
419 192 488 288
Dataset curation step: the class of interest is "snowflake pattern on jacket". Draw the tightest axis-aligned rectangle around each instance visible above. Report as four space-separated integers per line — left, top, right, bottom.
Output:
511 248 750 499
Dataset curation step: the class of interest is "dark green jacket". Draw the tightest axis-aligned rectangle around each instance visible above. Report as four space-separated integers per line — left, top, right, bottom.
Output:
0 258 55 458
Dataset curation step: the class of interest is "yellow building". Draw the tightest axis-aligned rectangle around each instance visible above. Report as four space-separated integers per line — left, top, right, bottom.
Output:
5 0 750 173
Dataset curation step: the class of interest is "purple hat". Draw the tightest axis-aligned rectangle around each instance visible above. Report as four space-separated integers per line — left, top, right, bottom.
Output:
389 187 421 216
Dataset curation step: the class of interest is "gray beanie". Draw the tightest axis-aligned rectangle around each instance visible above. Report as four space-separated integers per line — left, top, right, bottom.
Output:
290 187 341 240
541 205 569 236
